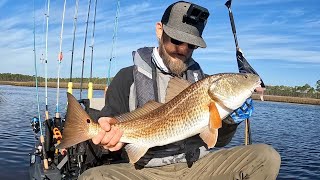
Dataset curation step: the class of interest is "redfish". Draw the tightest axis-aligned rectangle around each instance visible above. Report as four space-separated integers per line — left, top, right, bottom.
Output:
57 73 261 163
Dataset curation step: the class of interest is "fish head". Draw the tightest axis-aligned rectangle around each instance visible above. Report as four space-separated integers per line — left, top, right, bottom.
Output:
208 73 261 110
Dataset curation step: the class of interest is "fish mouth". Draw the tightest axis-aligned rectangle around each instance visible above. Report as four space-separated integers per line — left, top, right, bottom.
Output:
252 80 262 92
253 80 264 101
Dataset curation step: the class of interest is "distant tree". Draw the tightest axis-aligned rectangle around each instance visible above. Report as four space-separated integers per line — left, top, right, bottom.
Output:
316 80 320 92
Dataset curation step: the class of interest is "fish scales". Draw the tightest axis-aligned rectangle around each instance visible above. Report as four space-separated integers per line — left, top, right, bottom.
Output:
116 76 217 146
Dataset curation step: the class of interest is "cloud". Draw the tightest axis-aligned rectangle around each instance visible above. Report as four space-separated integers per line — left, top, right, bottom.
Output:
0 0 319 87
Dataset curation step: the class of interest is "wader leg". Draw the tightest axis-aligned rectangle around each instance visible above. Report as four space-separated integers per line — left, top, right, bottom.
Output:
184 144 281 180
79 144 280 180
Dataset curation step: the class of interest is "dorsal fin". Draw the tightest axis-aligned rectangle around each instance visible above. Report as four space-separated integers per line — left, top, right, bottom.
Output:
115 101 163 122
165 77 191 103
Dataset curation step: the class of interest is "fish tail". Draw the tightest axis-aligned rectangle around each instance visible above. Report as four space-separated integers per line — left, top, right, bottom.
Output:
56 93 96 149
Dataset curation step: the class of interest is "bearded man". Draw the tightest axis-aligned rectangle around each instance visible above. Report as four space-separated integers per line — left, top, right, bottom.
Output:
79 1 280 179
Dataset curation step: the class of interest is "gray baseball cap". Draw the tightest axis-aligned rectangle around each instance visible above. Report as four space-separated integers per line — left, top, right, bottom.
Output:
161 1 210 48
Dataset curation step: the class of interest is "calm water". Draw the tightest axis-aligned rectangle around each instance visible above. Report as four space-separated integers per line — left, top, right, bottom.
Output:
0 85 319 179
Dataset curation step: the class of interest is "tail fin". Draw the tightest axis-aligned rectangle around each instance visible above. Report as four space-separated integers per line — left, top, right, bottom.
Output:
56 93 95 149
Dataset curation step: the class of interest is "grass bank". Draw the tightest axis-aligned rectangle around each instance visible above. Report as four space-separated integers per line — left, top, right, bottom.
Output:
252 94 320 105
1 81 320 105
0 81 107 90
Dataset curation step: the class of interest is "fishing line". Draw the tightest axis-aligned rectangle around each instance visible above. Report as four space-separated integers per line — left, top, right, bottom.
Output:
80 0 92 100
88 0 98 99
55 0 67 119
106 0 120 88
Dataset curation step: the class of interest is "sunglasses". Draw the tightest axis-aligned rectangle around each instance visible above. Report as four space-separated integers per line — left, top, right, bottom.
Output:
170 37 198 49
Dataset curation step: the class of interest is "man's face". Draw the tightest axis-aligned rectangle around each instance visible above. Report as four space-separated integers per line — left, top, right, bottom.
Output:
158 32 196 76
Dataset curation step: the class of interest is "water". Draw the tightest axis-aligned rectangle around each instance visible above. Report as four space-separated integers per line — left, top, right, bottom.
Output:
0 85 319 179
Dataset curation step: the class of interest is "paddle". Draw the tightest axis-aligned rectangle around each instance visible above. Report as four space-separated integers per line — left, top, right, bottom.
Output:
225 0 266 145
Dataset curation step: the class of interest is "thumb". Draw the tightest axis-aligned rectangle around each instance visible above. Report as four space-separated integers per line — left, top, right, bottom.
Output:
98 117 117 131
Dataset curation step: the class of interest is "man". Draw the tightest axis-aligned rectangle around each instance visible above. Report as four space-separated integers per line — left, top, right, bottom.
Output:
79 1 280 179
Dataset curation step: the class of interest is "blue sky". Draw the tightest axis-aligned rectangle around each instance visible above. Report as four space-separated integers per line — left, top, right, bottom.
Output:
0 0 319 87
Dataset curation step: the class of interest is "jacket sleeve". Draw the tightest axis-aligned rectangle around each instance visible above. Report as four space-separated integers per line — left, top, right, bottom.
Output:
99 66 134 118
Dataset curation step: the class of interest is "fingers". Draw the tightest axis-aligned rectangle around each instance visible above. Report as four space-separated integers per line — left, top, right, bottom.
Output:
91 129 106 145
98 117 117 131
110 142 124 151
92 117 124 151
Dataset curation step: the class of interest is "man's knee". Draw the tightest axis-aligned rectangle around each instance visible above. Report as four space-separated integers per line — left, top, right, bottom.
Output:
251 144 281 175
78 166 99 180
254 144 280 162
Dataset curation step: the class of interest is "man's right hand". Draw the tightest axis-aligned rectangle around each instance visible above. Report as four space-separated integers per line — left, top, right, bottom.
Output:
92 117 124 151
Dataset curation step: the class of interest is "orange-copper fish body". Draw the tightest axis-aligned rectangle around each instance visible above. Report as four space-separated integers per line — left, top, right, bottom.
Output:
57 73 261 163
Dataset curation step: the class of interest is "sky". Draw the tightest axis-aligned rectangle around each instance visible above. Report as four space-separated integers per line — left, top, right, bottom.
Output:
0 0 319 87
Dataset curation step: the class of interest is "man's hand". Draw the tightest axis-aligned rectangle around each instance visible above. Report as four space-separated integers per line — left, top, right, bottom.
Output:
230 98 254 124
92 117 124 151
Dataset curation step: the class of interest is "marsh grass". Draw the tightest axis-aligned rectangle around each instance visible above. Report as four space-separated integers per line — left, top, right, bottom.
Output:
252 94 320 105
0 81 106 90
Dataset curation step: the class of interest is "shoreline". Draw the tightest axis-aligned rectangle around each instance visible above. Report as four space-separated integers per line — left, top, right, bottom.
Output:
0 81 107 90
251 94 320 105
1 81 320 105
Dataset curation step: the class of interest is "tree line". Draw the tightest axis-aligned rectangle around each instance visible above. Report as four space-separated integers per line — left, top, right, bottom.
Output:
264 83 320 99
0 73 112 85
0 73 319 99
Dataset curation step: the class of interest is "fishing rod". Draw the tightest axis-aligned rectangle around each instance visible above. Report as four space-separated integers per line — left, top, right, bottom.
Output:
225 0 265 145
80 0 92 100
41 0 51 170
88 0 98 99
44 0 50 121
106 0 120 92
33 0 49 170
39 0 47 65
55 0 66 119
68 0 79 95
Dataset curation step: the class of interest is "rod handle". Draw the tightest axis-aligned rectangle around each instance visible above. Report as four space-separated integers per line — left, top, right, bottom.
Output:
67 82 73 94
88 82 93 99
40 135 49 169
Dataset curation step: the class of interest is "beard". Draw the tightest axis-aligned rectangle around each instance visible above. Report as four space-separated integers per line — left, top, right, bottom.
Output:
158 41 189 77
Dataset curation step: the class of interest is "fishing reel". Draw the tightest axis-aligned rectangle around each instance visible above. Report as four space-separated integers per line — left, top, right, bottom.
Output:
31 116 40 134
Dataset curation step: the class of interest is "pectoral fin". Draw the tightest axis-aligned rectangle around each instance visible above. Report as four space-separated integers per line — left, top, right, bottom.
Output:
125 144 149 164
199 127 218 149
209 102 222 131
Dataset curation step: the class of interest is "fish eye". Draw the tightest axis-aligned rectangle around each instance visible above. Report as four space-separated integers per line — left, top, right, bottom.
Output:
86 119 91 123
